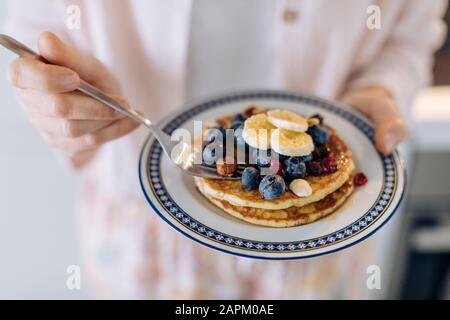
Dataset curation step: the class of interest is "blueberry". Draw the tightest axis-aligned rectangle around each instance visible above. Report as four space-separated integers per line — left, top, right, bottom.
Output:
233 123 245 144
233 113 246 123
206 126 226 143
203 143 224 165
241 167 262 190
259 175 286 200
246 145 258 164
307 125 330 146
283 157 307 180
231 114 246 127
252 149 273 167
224 129 236 152
232 124 249 163
231 121 243 130
236 143 252 164
298 154 313 163
251 149 288 168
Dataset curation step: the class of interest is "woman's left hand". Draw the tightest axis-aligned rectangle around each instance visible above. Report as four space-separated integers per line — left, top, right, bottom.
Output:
341 86 410 155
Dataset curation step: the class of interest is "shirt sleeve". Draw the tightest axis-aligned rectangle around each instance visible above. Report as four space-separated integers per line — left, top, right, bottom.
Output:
2 0 71 49
346 0 448 115
2 0 84 171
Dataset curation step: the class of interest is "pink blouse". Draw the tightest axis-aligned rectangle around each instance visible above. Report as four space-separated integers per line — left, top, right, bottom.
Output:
3 0 447 299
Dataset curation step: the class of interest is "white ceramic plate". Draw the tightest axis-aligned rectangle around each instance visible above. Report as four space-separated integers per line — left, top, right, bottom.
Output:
139 91 406 260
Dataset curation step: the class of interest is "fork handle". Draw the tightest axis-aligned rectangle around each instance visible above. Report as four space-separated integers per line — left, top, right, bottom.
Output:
0 34 153 129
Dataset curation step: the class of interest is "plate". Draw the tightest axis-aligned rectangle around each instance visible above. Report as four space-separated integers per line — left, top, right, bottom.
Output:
139 90 406 260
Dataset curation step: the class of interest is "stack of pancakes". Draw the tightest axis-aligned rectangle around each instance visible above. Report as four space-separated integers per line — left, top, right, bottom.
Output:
194 110 356 228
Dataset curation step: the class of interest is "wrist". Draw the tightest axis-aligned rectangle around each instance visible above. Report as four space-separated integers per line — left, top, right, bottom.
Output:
347 85 394 101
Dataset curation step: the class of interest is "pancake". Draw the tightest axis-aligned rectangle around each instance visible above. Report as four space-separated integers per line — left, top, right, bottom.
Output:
195 129 354 210
195 107 356 227
201 177 355 228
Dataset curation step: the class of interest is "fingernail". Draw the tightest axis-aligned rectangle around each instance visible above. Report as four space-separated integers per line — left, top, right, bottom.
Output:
62 74 79 89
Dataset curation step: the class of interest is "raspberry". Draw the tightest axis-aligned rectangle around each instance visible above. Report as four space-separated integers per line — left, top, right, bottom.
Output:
354 173 368 186
321 156 338 174
268 159 285 177
216 156 237 177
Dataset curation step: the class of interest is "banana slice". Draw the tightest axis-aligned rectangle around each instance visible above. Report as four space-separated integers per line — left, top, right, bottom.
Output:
290 179 313 197
271 128 314 156
267 109 308 132
242 114 276 150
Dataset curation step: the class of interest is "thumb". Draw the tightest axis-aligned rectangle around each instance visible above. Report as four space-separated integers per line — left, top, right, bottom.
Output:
374 116 409 156
38 32 118 92
342 90 410 155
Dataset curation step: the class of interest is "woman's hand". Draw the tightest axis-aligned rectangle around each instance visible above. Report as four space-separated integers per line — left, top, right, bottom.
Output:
341 86 410 155
7 32 139 168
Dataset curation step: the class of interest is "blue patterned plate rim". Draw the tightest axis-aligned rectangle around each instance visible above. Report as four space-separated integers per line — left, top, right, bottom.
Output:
139 90 406 260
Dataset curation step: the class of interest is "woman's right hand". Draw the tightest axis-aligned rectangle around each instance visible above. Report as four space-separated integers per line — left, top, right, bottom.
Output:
7 32 139 168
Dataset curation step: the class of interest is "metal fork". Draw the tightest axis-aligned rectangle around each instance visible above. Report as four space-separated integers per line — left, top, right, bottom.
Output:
0 34 242 180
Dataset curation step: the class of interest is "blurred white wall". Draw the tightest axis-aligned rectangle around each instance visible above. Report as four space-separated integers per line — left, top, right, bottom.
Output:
0 1 89 299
